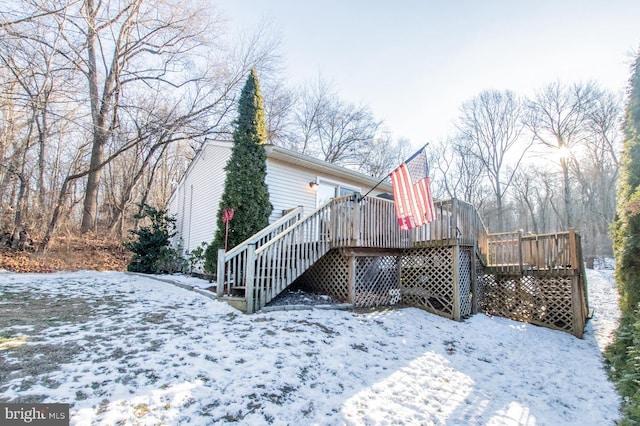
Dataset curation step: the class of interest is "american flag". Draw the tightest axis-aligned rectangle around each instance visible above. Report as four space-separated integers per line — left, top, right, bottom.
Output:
389 147 435 230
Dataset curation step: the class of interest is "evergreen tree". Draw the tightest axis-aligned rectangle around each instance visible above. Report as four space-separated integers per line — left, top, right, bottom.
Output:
606 49 640 423
204 69 272 273
125 205 180 274
612 51 640 316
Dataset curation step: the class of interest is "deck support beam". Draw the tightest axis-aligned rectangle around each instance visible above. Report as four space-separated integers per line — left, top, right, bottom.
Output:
348 254 356 305
452 243 461 321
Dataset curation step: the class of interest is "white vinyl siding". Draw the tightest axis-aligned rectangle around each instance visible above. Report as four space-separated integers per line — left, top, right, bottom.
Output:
168 143 231 254
265 158 382 220
168 141 393 258
265 158 317 222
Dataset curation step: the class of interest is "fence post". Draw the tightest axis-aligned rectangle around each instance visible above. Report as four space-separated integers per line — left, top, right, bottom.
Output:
245 243 256 314
216 248 225 297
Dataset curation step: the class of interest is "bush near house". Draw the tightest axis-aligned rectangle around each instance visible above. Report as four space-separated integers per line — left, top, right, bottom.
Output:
125 205 182 274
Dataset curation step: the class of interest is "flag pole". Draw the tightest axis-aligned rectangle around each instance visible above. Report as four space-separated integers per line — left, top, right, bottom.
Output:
358 143 429 202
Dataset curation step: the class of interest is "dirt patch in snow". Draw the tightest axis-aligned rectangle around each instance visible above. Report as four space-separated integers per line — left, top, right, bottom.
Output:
0 291 119 402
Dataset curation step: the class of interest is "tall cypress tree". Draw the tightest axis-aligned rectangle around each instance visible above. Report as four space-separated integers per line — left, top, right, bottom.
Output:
606 49 640 422
204 69 272 272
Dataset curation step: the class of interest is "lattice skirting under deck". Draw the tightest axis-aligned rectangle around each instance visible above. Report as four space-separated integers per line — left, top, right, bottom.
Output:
293 245 583 337
458 247 472 318
294 250 350 302
480 272 576 333
353 256 401 308
400 246 455 319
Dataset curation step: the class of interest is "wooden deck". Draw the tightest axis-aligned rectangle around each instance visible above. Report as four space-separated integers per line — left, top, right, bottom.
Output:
214 195 589 337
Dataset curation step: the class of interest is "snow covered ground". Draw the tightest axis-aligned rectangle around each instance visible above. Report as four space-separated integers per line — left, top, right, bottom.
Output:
0 269 621 425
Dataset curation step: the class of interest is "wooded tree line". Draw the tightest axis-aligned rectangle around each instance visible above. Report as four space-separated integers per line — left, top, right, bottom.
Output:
0 0 623 263
0 0 408 248
431 82 621 263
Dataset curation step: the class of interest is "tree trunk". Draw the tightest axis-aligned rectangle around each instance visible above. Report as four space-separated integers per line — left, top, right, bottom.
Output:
40 177 70 251
80 0 107 234
80 139 105 233
496 178 504 232
561 157 573 229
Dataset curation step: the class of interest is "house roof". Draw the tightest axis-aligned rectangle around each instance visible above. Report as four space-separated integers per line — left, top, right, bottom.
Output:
263 144 393 193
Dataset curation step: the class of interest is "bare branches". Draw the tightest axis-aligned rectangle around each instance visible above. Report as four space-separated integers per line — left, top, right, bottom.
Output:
455 89 529 231
0 0 282 239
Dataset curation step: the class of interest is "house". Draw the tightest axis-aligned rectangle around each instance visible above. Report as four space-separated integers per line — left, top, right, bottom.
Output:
167 139 392 257
167 139 589 338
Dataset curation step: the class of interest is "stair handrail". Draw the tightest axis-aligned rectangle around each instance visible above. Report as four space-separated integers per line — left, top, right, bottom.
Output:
255 194 354 254
247 195 355 312
224 206 304 258
216 205 304 297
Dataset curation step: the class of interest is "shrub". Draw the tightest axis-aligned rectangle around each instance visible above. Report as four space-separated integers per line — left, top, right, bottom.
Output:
125 205 180 274
187 242 208 274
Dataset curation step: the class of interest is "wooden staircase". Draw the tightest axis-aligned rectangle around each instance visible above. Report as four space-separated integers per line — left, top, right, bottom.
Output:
216 198 336 313
214 195 491 313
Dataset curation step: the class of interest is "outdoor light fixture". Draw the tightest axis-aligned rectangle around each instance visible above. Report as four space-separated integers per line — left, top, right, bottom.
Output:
309 180 318 189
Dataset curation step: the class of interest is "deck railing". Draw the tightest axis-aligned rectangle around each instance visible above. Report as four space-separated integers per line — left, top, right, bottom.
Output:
487 229 582 274
410 199 489 262
216 206 304 297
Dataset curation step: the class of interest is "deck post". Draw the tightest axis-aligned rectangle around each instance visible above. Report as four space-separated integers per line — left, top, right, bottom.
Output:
452 199 458 241
348 253 356 305
245 244 256 314
568 229 578 270
517 230 524 273
470 248 478 314
352 194 361 246
571 274 585 338
452 244 461 321
216 248 225 297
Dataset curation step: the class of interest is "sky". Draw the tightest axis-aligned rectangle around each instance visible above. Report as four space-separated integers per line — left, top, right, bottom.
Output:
0 268 621 424
215 0 640 148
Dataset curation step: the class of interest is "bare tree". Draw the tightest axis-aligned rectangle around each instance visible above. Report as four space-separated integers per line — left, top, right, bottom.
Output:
286 76 382 168
316 99 381 166
289 77 333 156
358 133 411 177
261 77 296 145
511 165 559 234
569 89 621 261
2 0 281 244
429 138 489 208
525 81 600 229
455 89 530 231
0 13 78 234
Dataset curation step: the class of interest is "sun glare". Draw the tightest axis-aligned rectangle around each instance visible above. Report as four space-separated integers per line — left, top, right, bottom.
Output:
557 146 572 160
